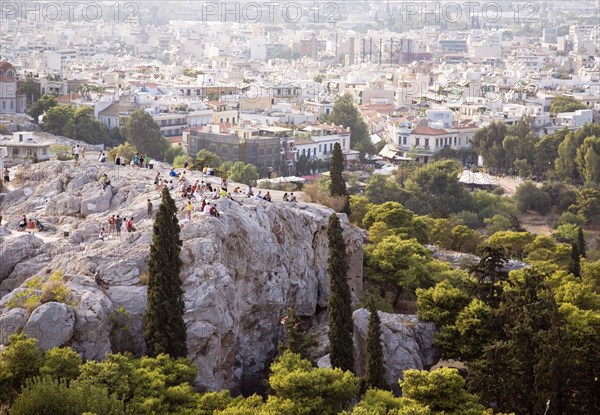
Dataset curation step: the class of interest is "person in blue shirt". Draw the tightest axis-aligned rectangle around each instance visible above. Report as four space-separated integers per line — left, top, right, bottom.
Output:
169 168 177 177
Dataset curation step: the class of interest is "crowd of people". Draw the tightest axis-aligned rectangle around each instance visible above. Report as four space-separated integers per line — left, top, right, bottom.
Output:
3 146 300 243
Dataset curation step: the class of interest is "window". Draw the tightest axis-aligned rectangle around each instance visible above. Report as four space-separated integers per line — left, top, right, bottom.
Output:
425 138 429 147
454 137 457 146
402 136 407 145
415 138 420 146
319 144 322 152
329 143 333 152
2 101 5 109
10 101 14 109
459 138 462 146
42 148 47 155
342 139 346 148
221 146 228 154
12 148 18 155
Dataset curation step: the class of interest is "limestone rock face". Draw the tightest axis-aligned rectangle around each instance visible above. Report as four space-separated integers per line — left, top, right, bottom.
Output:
352 309 441 393
23 302 75 350
0 160 368 393
0 307 28 344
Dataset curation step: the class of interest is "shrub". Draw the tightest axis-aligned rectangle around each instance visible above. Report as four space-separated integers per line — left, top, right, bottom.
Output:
450 210 481 229
558 211 586 227
173 154 193 168
40 347 82 381
514 182 552 214
302 183 348 213
49 144 73 161
10 376 126 415
8 271 72 312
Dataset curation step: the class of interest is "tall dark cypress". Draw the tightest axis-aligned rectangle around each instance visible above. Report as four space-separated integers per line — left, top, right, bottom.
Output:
145 186 187 358
330 142 351 216
365 301 387 390
327 213 354 372
577 226 586 259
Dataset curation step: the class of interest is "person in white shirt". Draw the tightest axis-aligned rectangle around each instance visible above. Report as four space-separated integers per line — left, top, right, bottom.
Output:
203 202 212 214
245 186 254 197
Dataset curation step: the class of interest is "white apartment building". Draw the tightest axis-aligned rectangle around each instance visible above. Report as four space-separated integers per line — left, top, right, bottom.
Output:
292 124 352 161
555 109 593 128
387 110 478 163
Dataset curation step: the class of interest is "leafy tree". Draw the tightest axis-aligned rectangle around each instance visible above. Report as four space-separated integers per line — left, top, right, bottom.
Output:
569 242 582 278
570 188 600 226
533 129 567 178
577 226 587 258
449 225 481 253
194 149 221 170
10 376 126 415
483 214 512 236
28 94 58 122
108 142 137 164
514 181 552 214
279 309 317 361
348 195 371 226
366 236 437 306
164 146 185 164
364 301 387 390
268 351 359 415
401 368 487 414
487 231 534 260
470 121 508 173
122 109 169 159
550 95 589 114
331 93 375 156
173 154 193 168
225 161 259 186
327 213 354 372
417 280 470 328
556 124 600 183
40 347 82 382
331 142 351 215
365 174 407 205
43 104 75 136
576 136 600 185
469 245 509 306
64 106 109 144
145 187 187 358
0 333 44 404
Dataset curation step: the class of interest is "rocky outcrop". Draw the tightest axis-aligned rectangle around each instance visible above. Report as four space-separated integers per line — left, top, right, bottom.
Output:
352 309 441 393
23 302 75 350
0 160 367 393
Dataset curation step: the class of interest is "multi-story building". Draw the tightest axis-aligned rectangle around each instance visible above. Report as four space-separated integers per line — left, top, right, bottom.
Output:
386 110 478 163
183 125 284 170
292 124 355 162
0 61 26 114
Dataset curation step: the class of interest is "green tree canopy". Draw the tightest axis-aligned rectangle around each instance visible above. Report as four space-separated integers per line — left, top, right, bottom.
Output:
122 109 169 159
331 93 375 156
550 96 589 114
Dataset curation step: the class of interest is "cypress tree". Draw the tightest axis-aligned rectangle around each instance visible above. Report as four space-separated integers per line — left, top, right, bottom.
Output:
365 300 387 390
330 142 351 216
577 226 586 258
327 213 354 372
145 186 187 358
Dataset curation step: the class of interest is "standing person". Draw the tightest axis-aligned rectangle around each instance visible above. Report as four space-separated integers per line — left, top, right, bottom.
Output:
81 147 86 160
115 154 121 166
185 200 193 220
154 173 160 190
73 144 80 163
108 215 116 237
134 153 140 168
147 199 153 218
0 203 3 226
99 227 105 241
3 167 9 186
115 215 123 237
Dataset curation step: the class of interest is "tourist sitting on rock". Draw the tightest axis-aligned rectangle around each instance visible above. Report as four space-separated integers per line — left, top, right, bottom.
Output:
18 215 27 231
27 219 36 233
126 217 136 232
203 202 211 215
255 191 263 200
98 153 107 163
283 192 289 202
99 174 111 190
169 168 177 177
209 204 220 218
264 191 272 202
233 186 240 194
245 186 254 197
288 193 297 202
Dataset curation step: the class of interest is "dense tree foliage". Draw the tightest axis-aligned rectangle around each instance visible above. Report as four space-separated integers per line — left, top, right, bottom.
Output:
28 94 58 121
331 93 375 156
123 109 170 159
364 302 387 390
550 96 589 114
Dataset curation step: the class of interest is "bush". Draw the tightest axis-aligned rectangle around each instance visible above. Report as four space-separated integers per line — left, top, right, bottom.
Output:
173 154 193 168
514 182 552 214
10 376 126 415
450 210 481 229
558 211 586 226
302 183 348 213
108 143 137 165
40 347 82 381
49 145 73 161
